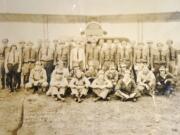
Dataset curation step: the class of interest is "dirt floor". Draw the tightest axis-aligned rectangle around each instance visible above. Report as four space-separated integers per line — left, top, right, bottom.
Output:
0 86 180 135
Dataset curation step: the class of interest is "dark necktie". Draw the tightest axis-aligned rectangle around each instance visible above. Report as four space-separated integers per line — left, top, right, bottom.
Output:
93 47 95 59
61 47 64 58
123 47 126 58
140 48 143 59
77 48 79 60
159 50 162 61
169 47 172 60
13 50 15 63
46 46 48 56
108 47 110 60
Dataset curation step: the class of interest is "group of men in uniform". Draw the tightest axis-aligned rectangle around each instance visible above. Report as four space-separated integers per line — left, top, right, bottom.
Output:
0 38 177 102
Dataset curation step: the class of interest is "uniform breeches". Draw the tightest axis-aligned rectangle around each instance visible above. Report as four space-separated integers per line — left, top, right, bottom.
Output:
71 88 88 97
0 60 5 87
6 63 19 90
22 62 35 83
46 86 66 96
25 81 48 89
42 61 55 84
169 61 177 75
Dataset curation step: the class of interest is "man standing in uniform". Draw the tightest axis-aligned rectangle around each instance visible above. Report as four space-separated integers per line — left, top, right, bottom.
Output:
37 39 43 59
46 63 69 101
100 39 114 71
166 40 177 75
70 39 85 71
17 41 26 88
0 39 8 89
5 44 22 92
117 40 133 70
151 42 169 76
85 40 101 70
54 40 70 68
110 39 118 68
53 39 59 54
22 41 37 86
114 39 121 67
134 42 150 81
39 40 55 85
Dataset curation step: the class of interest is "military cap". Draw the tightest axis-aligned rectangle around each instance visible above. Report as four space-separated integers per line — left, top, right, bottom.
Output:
18 41 26 44
166 40 173 45
121 40 127 44
157 42 163 46
137 42 144 45
11 44 17 47
2 38 9 43
113 39 120 43
27 41 33 46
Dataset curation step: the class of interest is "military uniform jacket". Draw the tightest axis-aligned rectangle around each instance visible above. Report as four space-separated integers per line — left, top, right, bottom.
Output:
168 46 177 61
134 45 149 64
22 46 37 63
0 45 6 60
5 48 22 65
109 43 118 63
116 44 132 65
39 46 54 61
100 44 115 66
70 46 85 69
54 45 70 65
152 46 169 65
86 44 101 62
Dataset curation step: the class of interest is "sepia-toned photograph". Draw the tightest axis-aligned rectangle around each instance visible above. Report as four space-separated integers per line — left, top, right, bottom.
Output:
0 0 180 135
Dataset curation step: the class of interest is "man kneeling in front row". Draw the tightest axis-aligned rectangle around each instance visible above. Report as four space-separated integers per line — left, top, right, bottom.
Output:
69 69 90 103
25 61 48 93
46 63 68 101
